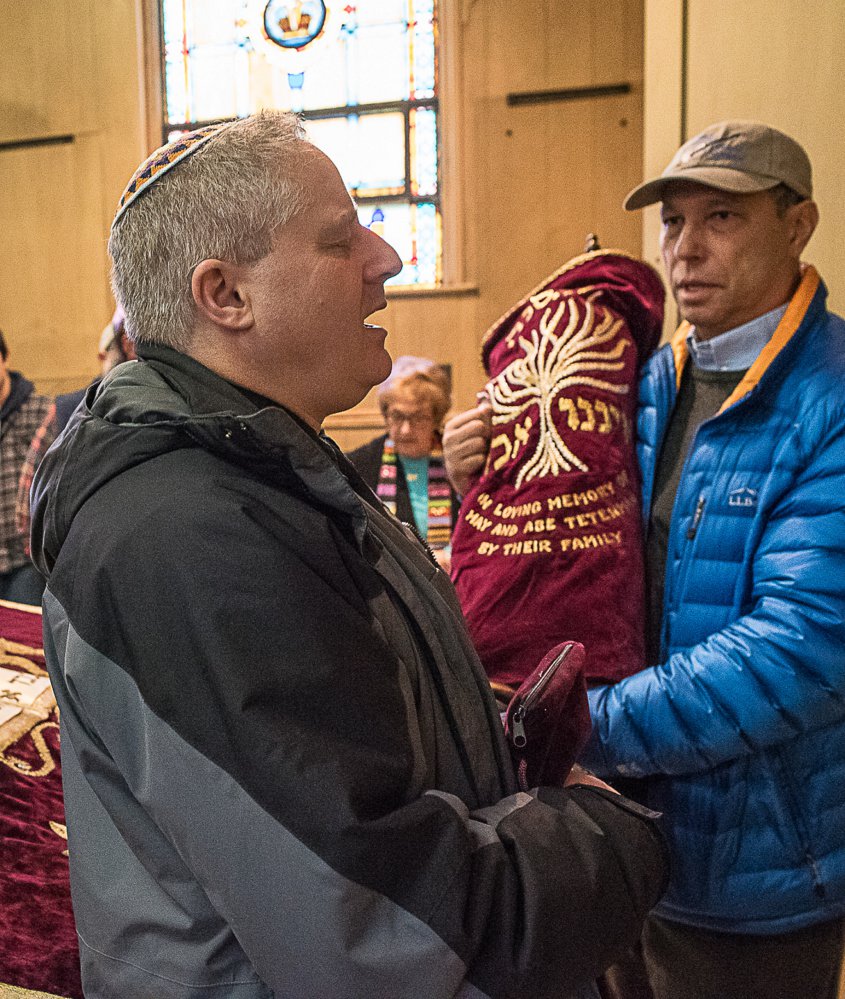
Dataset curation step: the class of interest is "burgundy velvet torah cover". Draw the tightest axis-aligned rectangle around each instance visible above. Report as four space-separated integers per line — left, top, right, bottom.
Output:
450 251 664 688
0 600 81 999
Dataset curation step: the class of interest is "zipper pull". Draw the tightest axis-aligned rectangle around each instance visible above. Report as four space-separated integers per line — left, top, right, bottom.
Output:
511 706 527 748
510 644 574 749
687 495 706 539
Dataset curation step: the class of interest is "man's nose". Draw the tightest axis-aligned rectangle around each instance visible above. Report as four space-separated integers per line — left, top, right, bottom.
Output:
673 222 704 259
365 228 403 282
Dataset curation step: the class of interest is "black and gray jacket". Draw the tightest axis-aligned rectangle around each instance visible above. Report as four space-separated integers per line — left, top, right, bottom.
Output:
30 345 667 998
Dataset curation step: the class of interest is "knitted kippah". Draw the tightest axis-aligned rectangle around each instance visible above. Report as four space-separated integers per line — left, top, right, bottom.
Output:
112 121 236 229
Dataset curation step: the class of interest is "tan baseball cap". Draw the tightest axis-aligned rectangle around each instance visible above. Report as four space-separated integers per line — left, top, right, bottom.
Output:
624 120 812 210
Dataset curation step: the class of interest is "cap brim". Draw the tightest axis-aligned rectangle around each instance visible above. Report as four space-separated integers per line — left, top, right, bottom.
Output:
623 166 780 210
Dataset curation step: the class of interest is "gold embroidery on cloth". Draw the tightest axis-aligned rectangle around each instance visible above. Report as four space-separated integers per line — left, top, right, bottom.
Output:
0 637 58 777
0 984 73 998
487 296 629 487
1 720 59 778
49 819 69 856
0 638 46 675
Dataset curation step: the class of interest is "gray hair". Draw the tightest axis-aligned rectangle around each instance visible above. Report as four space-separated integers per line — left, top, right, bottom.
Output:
771 182 807 217
109 110 312 350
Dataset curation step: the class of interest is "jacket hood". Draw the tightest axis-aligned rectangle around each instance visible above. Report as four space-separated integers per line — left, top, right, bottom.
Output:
1 371 35 421
29 345 370 578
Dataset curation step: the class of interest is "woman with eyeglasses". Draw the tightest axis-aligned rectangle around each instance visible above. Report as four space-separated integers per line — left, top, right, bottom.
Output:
346 355 459 571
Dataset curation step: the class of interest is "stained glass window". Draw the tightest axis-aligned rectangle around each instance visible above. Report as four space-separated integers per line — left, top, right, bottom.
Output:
159 0 441 285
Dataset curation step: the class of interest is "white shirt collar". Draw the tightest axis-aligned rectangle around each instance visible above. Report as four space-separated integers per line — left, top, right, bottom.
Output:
686 303 788 371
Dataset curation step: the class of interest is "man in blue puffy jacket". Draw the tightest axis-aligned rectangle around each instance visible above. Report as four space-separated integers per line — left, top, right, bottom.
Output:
444 121 845 998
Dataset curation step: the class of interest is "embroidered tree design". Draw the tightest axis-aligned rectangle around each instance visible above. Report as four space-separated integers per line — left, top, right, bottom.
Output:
487 296 629 487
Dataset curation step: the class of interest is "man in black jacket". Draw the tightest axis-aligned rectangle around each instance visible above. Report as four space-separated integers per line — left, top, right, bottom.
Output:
31 110 667 999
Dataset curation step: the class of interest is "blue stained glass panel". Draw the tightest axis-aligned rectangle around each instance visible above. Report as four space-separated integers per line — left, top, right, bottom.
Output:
164 57 190 124
411 107 437 196
414 202 440 283
411 0 436 97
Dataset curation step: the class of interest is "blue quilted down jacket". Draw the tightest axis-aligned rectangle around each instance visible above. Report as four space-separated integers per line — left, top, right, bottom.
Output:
584 266 845 933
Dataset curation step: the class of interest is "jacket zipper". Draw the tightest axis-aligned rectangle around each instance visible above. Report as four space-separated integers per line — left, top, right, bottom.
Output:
510 643 574 748
686 495 706 539
403 519 440 568
655 355 764 657
660 491 706 658
776 748 826 898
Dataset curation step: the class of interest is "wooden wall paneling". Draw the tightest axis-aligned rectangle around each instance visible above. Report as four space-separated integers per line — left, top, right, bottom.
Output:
437 0 467 287
383 291 483 407
0 136 107 394
467 0 645 327
641 0 684 337
91 0 155 224
481 1 556 94
472 91 645 332
0 0 90 143
551 93 644 259
591 0 647 83
0 0 148 395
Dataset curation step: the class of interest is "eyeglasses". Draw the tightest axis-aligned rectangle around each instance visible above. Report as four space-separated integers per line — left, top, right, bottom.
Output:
385 409 435 428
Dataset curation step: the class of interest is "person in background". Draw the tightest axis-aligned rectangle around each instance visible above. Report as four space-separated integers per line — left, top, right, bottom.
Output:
29 109 667 998
0 329 52 605
55 303 136 430
97 304 135 372
346 355 458 570
443 120 845 999
15 305 137 549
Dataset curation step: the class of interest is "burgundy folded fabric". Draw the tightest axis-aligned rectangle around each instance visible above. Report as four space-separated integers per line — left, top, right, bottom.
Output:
451 251 664 687
0 600 82 998
504 641 590 790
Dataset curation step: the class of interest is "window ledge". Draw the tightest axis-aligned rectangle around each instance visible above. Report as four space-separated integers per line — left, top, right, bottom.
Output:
386 282 479 299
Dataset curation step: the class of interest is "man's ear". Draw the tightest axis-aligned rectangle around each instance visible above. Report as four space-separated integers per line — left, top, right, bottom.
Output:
120 332 137 361
191 259 254 331
788 199 820 257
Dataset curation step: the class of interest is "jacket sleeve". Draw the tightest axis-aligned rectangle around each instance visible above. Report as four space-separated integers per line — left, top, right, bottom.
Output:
584 404 845 779
54 483 668 999
15 403 57 539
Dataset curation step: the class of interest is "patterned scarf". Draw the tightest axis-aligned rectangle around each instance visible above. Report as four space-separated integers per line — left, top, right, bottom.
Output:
376 440 452 550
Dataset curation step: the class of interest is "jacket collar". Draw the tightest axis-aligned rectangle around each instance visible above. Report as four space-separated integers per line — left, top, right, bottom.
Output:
31 345 374 576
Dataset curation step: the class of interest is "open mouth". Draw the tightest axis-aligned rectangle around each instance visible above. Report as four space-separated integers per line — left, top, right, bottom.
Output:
676 283 721 302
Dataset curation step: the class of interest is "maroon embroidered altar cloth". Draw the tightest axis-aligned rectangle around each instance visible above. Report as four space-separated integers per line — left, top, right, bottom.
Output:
0 599 81 999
